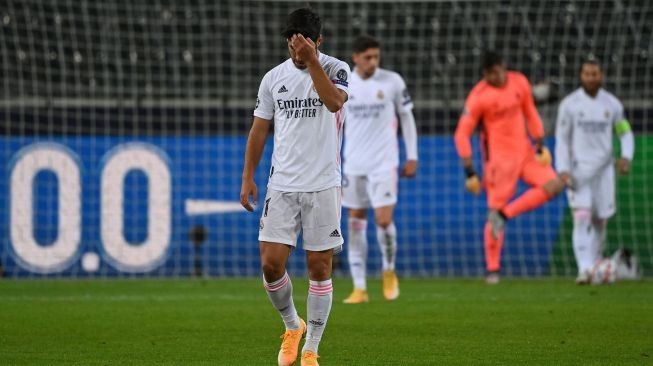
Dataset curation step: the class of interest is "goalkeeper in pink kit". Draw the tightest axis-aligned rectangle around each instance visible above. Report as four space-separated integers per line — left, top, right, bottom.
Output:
454 51 565 283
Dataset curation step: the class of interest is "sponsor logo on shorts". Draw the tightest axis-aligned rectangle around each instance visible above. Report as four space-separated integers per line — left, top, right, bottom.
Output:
329 229 341 238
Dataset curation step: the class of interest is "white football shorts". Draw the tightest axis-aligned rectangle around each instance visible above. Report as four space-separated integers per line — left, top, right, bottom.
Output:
258 187 343 253
567 163 616 218
342 169 398 209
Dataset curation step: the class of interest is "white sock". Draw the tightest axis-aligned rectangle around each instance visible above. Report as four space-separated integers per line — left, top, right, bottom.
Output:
263 272 300 330
593 218 607 263
302 279 333 354
347 218 368 290
572 210 596 274
377 223 397 271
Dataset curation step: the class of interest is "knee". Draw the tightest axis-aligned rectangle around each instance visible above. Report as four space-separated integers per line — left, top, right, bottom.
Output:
349 209 367 220
544 178 565 197
592 217 607 229
261 260 285 282
375 215 393 229
307 258 332 280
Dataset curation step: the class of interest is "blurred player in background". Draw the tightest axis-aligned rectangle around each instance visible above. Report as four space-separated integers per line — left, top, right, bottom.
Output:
555 58 635 285
240 8 349 366
454 51 564 284
341 35 418 303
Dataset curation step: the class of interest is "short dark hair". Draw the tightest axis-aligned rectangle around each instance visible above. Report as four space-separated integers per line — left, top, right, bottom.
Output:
353 35 380 53
481 50 503 71
281 8 321 41
581 56 602 72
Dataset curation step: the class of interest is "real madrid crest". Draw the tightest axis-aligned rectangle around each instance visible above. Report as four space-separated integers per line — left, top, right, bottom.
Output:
377 89 384 99
259 219 264 231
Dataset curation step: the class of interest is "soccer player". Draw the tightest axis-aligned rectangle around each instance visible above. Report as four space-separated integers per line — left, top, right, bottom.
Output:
341 35 418 303
239 8 349 366
454 51 564 284
555 58 635 284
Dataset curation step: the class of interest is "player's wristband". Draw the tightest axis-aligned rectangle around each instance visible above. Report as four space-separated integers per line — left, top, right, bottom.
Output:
464 166 476 178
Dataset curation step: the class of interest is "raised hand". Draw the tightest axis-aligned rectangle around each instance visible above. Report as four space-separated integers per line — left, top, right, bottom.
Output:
291 34 318 65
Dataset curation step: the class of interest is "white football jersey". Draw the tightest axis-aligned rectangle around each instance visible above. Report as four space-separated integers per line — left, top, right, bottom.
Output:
344 68 414 175
254 52 350 192
555 88 627 181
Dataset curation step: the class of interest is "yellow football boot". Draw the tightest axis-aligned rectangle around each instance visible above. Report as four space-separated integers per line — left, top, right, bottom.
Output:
383 270 399 300
278 318 306 366
301 351 320 366
342 288 369 304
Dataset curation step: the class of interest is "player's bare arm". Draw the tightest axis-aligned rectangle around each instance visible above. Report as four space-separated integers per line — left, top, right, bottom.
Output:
240 117 271 212
291 34 347 112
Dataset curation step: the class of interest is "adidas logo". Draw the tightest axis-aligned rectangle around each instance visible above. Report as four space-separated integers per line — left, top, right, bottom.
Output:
329 229 341 238
384 192 392 197
278 85 288 93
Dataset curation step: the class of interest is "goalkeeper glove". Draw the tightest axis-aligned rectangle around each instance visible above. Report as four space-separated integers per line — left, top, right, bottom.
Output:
535 146 552 166
464 166 481 195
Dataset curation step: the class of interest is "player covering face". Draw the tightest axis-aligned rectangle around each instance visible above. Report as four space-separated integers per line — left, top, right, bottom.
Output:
555 59 635 284
240 8 349 366
341 35 418 303
454 51 564 284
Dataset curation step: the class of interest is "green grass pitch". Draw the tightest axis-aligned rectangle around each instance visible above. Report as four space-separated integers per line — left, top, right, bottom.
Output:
1 278 651 365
